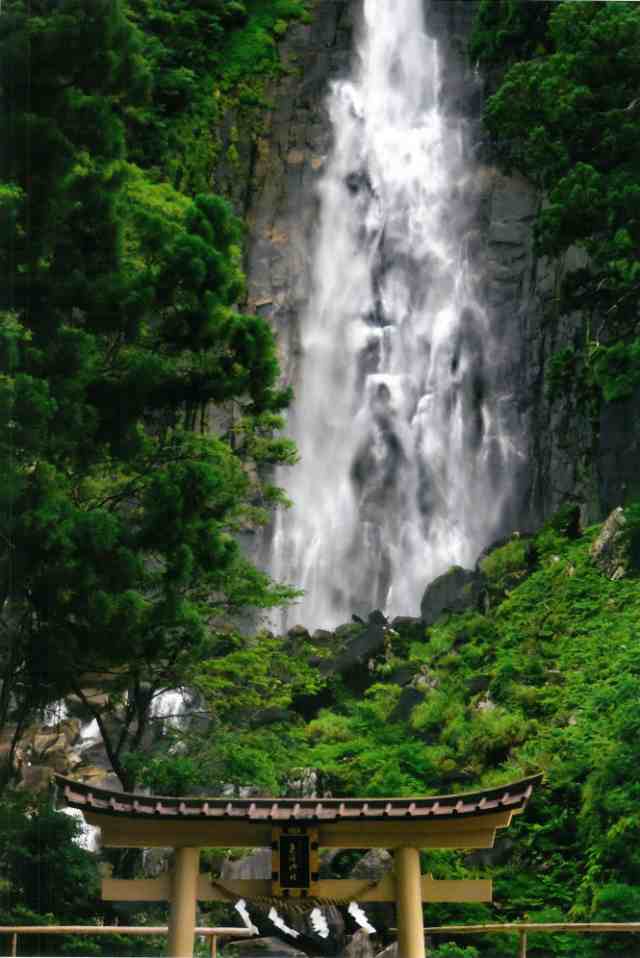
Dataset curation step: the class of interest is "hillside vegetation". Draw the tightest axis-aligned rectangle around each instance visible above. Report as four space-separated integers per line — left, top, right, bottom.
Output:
2 2 640 957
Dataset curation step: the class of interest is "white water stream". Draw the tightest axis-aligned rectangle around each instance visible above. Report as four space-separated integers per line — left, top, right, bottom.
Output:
271 0 516 629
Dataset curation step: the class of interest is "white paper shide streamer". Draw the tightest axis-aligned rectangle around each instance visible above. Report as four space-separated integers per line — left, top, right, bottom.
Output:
269 906 301 939
310 906 330 938
234 899 259 935
348 901 377 934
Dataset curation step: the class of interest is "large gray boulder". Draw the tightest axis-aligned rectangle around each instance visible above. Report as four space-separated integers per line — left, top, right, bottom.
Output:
345 930 376 957
420 566 484 625
223 939 309 957
222 848 272 880
322 621 386 676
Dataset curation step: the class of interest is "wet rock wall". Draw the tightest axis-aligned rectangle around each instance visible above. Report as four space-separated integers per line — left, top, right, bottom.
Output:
225 0 639 545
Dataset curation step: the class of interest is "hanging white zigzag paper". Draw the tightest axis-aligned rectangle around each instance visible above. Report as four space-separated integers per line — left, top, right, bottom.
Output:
234 899 259 935
268 906 301 939
348 901 377 934
310 907 330 938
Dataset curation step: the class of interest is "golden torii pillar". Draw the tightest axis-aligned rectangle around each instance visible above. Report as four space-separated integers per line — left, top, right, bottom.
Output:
57 774 541 958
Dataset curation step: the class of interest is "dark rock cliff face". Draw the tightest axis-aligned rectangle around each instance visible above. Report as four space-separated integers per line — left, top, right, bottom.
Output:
215 0 354 387
228 0 636 550
478 168 640 527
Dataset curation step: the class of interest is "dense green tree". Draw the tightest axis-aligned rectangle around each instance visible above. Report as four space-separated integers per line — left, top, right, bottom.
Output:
122 630 321 797
0 0 295 790
469 0 556 74
0 790 168 956
0 791 100 928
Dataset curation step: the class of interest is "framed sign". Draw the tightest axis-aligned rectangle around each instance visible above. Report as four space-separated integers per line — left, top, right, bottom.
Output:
271 826 319 898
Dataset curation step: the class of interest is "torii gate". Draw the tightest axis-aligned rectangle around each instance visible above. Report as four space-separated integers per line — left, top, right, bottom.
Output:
57 774 541 958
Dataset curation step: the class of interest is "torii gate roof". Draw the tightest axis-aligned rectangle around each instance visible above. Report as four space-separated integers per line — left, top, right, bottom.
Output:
56 773 542 850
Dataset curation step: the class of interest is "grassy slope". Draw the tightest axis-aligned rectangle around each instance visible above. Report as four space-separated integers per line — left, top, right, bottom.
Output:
303 513 640 956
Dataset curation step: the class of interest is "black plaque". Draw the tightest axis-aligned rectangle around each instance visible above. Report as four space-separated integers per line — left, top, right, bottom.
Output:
279 834 311 889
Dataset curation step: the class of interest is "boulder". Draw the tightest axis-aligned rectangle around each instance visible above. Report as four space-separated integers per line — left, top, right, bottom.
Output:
58 718 81 746
420 566 484 625
368 610 387 627
223 938 309 957
591 507 631 579
466 673 491 695
389 686 424 722
222 848 272 880
390 617 424 639
351 849 392 881
285 767 318 797
345 930 376 957
386 666 414 687
323 622 386 677
19 764 55 792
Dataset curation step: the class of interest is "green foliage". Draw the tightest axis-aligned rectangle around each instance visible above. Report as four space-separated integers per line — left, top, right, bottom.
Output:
473 1 640 405
194 630 321 720
0 792 100 925
590 339 640 403
0 0 296 792
291 508 640 934
122 0 309 190
0 795 167 955
469 0 555 72
546 347 577 400
479 537 532 596
432 945 479 958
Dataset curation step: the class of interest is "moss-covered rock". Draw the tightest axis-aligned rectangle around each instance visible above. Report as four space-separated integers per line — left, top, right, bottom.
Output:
420 566 485 625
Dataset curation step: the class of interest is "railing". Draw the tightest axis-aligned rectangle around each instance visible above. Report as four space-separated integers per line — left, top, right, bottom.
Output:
426 922 640 956
0 925 254 958
6 921 640 957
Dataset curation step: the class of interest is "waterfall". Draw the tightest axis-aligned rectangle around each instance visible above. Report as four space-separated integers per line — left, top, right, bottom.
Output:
271 0 518 629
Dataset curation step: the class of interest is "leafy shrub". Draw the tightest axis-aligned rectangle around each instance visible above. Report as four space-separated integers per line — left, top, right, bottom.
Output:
480 538 532 594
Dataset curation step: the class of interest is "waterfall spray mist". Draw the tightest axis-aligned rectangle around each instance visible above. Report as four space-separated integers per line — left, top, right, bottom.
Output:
271 0 520 629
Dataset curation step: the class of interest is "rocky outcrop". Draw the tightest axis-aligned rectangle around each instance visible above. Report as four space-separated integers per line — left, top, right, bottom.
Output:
222 848 273 881
373 946 396 958
420 566 484 625
224 939 309 957
590 507 631 579
478 145 640 529
216 1 354 391
344 930 376 958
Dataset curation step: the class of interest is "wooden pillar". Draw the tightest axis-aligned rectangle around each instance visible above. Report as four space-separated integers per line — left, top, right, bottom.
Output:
167 847 200 958
518 931 528 958
395 846 426 958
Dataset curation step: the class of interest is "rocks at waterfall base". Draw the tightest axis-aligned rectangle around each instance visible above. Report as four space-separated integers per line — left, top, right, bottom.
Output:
224 940 309 958
420 566 484 625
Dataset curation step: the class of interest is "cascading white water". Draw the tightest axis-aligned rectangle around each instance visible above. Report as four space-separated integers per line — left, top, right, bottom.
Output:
271 0 518 629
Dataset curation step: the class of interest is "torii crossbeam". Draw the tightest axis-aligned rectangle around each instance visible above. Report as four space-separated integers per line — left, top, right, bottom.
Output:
56 773 541 958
